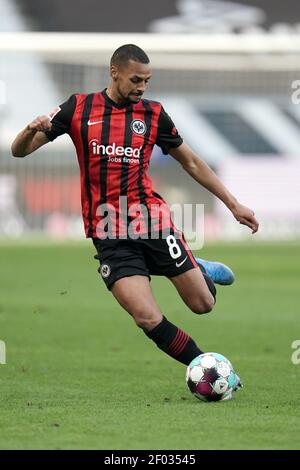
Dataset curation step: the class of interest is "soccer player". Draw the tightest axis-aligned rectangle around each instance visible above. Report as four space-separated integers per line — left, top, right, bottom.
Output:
11 44 258 371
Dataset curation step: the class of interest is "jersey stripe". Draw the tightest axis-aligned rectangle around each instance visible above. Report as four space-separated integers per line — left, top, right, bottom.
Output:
105 106 127 238
87 92 105 236
120 106 133 195
80 93 95 238
138 100 152 206
137 101 153 231
99 102 112 206
118 106 133 237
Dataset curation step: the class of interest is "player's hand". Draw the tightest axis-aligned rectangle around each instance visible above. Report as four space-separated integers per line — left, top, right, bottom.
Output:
26 116 52 133
231 202 259 234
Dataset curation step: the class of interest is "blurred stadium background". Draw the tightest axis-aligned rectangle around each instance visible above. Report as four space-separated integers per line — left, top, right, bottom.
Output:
1 0 300 242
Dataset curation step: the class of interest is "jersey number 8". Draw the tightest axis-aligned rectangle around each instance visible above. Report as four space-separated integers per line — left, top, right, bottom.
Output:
166 235 182 260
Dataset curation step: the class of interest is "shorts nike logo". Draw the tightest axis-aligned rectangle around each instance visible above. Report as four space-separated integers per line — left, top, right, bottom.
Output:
176 256 188 268
87 120 104 126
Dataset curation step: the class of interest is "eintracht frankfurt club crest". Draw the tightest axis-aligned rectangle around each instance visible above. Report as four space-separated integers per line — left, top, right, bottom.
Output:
131 119 146 135
101 264 111 278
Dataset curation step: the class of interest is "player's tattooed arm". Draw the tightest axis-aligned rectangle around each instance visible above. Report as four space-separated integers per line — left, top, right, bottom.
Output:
169 142 259 234
11 116 51 157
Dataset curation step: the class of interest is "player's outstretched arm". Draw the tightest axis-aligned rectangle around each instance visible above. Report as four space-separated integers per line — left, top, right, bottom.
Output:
11 116 51 158
169 142 259 234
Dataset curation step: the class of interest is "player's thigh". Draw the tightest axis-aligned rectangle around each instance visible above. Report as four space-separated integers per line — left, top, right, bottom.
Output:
169 268 214 314
111 275 163 330
93 238 148 289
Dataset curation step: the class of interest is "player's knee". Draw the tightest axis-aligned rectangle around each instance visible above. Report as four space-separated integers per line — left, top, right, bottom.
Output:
133 311 162 330
189 295 215 315
203 297 215 313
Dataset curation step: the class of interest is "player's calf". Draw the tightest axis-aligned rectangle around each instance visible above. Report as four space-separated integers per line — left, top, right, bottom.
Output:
189 270 216 314
170 268 216 315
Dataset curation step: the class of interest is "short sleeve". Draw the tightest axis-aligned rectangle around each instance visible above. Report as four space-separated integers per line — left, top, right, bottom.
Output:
156 106 183 155
44 94 77 141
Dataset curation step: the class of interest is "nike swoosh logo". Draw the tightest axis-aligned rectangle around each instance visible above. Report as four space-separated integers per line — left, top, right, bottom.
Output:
176 256 188 268
87 120 104 126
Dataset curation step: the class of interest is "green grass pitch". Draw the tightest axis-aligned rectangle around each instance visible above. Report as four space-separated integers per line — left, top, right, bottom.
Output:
0 240 299 450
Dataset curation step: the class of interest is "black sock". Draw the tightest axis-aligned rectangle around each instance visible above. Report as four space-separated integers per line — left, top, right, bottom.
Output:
144 316 203 366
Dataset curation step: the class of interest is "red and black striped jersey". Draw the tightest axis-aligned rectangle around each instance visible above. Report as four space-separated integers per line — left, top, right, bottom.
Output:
45 89 183 238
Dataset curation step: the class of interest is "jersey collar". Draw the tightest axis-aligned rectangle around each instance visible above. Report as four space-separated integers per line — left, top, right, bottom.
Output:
101 89 133 110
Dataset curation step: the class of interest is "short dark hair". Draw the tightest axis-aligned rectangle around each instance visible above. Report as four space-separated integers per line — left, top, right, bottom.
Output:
110 44 150 67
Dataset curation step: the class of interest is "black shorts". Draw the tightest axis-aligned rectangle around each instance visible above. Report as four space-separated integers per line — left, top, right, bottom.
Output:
93 232 198 290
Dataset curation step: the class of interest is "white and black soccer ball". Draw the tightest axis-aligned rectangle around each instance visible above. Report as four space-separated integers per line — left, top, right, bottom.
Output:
186 352 239 402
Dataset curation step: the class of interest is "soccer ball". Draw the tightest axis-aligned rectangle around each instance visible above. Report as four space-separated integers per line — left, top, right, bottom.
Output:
186 352 239 402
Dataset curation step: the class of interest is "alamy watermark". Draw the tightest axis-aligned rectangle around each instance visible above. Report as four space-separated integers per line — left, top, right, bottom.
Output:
0 340 6 364
94 197 205 250
291 340 300 365
291 80 300 104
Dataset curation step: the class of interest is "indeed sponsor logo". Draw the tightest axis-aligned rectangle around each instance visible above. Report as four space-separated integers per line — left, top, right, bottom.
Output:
90 140 142 159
